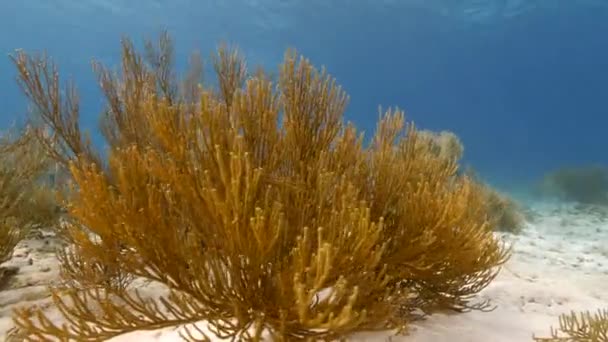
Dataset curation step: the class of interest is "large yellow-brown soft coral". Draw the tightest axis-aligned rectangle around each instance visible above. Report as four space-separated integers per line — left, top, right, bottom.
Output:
8 32 509 341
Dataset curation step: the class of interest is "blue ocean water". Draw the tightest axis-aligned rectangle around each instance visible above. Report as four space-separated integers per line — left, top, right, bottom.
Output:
1 0 607 190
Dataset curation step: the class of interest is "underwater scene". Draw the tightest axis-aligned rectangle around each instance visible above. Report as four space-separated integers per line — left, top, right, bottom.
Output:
0 1 607 341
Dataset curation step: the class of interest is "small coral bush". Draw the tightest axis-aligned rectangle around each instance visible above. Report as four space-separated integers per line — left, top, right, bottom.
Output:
534 309 608 341
9 33 509 341
540 165 608 206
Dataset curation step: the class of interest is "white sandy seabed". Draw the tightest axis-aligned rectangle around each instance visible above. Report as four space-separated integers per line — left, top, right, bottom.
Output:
1 201 607 342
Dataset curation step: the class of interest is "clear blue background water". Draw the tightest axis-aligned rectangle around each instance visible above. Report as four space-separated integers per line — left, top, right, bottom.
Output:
1 1 607 190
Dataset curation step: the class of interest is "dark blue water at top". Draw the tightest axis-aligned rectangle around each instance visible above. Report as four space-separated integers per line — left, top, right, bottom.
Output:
1 1 606 189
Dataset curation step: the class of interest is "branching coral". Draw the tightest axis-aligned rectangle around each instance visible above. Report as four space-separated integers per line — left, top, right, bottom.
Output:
534 309 608 341
416 129 464 162
8 33 510 341
416 129 526 234
0 127 61 285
